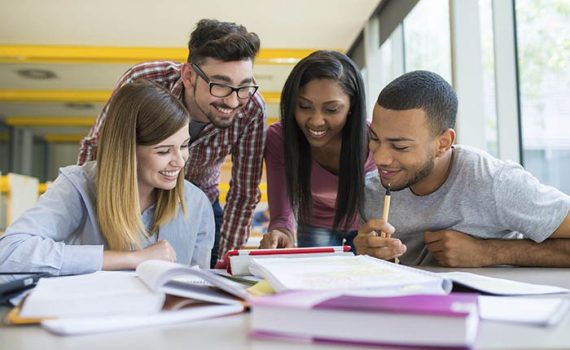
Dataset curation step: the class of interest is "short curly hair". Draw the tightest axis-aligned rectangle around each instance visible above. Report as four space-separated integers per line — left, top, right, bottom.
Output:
188 19 260 64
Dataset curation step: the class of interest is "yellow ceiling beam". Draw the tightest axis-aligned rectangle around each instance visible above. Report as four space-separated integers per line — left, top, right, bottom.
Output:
0 89 110 102
0 45 320 65
4 117 96 127
261 92 280 104
43 134 85 143
0 89 280 104
267 116 280 125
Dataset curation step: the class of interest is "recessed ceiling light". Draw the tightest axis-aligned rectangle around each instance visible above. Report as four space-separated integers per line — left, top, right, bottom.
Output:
65 103 95 110
16 69 57 80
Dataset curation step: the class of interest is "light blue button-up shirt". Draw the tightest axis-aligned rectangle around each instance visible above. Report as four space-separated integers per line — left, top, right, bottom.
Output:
0 162 215 275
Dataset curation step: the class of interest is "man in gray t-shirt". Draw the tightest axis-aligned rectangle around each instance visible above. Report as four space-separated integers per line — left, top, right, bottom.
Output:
355 71 570 267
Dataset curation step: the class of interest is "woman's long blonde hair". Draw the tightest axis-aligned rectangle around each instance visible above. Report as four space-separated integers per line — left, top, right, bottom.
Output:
96 80 189 250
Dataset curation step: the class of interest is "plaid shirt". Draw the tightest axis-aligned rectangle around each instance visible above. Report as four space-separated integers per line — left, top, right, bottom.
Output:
78 61 266 257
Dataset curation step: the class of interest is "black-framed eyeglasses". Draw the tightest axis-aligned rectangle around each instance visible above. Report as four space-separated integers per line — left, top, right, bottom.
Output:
191 63 259 99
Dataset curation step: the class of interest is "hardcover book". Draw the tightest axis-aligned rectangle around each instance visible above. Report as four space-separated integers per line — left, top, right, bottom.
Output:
250 291 479 348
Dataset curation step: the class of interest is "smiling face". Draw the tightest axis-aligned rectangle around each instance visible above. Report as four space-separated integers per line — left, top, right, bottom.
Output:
136 124 190 200
181 58 255 128
294 78 351 151
369 105 449 194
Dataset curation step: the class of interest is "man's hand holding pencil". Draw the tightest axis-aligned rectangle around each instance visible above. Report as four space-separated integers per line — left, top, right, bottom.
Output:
354 218 407 261
355 185 406 262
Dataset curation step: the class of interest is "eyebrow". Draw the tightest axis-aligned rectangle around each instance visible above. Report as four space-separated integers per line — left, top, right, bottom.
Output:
386 137 415 142
297 96 345 104
209 74 254 86
368 128 414 142
152 138 190 149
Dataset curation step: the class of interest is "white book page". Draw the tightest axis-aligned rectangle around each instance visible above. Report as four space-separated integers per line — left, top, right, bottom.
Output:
20 271 163 318
479 296 570 326
249 255 451 294
440 271 570 295
136 260 250 301
136 260 208 291
41 303 244 335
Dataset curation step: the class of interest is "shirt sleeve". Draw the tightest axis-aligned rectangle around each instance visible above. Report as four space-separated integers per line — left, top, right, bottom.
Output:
218 96 266 257
0 174 104 275
265 123 295 233
494 162 570 242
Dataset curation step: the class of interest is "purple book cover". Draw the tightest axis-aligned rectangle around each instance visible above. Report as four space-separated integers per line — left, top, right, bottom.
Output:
252 291 478 318
316 293 478 318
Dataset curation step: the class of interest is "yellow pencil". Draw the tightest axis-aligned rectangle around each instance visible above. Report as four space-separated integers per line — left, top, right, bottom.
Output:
381 184 399 264
380 185 391 238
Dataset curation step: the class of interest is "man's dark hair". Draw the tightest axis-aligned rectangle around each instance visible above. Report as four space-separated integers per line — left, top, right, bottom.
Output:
281 50 368 230
377 70 458 135
188 19 260 64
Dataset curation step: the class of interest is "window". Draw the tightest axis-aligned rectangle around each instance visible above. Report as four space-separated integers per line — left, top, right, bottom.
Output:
516 0 570 194
479 0 498 156
403 0 452 82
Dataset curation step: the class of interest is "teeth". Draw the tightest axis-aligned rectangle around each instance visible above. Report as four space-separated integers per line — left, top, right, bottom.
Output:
215 106 233 114
160 170 179 177
308 128 326 137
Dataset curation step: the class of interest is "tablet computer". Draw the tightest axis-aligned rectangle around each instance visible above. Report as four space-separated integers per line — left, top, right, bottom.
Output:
0 273 51 305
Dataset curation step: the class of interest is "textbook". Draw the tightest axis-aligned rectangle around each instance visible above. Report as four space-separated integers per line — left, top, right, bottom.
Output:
19 271 165 318
249 255 570 296
16 261 251 335
249 255 453 295
135 259 250 304
20 261 249 319
223 246 353 275
250 291 479 348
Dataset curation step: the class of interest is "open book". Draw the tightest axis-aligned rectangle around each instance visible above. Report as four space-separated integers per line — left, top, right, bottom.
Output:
249 255 569 296
17 261 250 335
135 260 250 304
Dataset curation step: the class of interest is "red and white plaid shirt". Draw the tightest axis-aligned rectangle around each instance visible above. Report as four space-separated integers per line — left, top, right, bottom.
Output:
77 61 266 257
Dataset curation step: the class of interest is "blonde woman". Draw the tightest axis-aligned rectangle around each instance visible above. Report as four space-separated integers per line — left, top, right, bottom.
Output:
0 80 214 275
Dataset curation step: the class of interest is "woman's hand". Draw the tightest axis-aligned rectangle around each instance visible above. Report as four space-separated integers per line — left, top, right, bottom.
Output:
103 240 177 270
259 229 295 249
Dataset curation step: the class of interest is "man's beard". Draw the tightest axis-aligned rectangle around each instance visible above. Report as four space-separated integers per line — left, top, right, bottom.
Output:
386 155 435 192
192 89 238 129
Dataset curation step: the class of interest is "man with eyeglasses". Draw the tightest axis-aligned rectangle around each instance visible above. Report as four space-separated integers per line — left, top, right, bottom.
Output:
78 19 266 267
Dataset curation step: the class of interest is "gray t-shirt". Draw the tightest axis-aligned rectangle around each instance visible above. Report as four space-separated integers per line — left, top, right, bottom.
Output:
362 145 570 266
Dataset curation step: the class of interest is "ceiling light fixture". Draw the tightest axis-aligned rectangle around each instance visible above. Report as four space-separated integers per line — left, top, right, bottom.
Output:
16 69 57 80
65 103 95 110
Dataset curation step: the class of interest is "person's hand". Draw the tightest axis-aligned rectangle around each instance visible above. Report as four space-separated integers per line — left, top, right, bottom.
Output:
259 229 295 249
133 240 177 265
214 259 227 269
354 219 406 260
424 230 487 267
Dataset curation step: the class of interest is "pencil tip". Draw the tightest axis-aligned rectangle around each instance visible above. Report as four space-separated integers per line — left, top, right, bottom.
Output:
385 183 391 196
